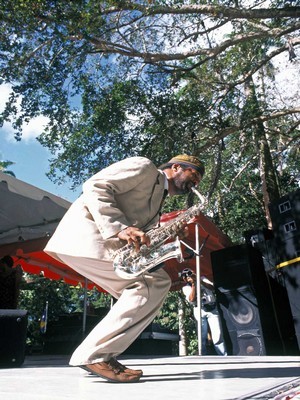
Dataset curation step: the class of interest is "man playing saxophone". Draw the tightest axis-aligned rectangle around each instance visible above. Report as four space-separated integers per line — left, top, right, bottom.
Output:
44 154 205 383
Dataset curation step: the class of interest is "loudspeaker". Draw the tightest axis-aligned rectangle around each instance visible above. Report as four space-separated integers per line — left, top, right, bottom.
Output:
274 234 300 265
0 309 28 367
244 228 277 275
244 228 274 246
268 190 300 349
279 262 300 350
124 323 180 356
269 190 300 266
211 245 298 355
269 189 300 241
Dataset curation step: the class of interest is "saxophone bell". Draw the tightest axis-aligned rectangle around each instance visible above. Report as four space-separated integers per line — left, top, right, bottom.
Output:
113 236 183 279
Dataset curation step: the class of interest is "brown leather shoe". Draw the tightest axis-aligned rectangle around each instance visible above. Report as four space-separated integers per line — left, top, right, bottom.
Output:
109 358 143 377
84 361 141 383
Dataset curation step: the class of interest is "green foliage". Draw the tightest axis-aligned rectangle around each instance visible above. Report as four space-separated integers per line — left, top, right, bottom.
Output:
19 273 111 350
0 159 16 176
2 1 298 239
154 291 199 355
154 291 180 330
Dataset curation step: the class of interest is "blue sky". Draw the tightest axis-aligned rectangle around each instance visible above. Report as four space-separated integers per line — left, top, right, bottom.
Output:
1 136 80 203
0 83 80 202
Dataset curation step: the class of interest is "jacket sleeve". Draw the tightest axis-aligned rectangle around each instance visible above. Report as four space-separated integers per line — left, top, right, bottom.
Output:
81 157 159 239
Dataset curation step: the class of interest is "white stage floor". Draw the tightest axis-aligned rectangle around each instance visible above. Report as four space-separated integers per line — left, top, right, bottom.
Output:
0 355 299 400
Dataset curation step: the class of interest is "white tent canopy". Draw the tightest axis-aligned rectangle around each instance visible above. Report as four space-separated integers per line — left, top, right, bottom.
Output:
0 171 71 255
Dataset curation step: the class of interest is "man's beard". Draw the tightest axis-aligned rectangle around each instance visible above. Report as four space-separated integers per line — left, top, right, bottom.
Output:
173 171 193 195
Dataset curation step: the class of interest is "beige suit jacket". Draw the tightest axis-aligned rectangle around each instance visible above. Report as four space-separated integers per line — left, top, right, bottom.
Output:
44 157 166 262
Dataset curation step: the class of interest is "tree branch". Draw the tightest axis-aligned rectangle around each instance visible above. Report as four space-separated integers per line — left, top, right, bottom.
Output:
102 3 300 20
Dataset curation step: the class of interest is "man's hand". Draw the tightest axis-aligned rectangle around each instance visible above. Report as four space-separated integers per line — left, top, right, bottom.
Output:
118 227 150 251
177 224 189 239
186 274 196 286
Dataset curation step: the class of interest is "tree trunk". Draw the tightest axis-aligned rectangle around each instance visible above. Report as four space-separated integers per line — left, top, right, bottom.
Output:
244 78 280 228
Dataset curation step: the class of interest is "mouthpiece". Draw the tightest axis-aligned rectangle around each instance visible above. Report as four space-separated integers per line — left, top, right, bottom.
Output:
190 186 206 205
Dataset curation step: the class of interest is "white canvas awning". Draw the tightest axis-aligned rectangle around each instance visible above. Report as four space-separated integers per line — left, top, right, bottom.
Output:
0 171 71 252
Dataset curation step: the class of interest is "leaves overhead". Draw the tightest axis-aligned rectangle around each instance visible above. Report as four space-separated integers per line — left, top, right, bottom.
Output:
0 0 299 240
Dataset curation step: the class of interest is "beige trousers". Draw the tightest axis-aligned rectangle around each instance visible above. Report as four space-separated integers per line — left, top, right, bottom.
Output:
56 254 171 366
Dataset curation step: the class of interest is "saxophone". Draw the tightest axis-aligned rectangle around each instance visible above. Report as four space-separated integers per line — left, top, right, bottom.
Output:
113 187 206 279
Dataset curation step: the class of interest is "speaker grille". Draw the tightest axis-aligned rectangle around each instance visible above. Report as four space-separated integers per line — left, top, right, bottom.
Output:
220 287 259 328
211 244 298 355
236 331 265 356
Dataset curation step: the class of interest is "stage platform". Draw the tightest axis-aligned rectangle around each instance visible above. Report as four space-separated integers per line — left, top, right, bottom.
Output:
0 355 299 400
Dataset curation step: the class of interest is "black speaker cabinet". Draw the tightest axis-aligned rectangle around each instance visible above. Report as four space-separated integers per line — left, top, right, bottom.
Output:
269 189 300 241
279 261 300 350
211 245 298 356
0 309 28 367
244 228 277 276
274 234 300 265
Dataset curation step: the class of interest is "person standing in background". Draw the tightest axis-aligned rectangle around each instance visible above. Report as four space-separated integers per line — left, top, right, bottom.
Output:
0 255 23 309
181 267 226 355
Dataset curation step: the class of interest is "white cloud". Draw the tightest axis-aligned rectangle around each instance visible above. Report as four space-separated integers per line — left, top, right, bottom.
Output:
0 83 12 112
21 115 49 141
0 83 49 143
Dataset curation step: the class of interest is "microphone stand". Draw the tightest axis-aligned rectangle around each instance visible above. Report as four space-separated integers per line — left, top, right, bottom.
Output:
181 227 210 355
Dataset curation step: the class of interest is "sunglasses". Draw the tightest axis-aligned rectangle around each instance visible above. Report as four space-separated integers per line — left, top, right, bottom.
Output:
181 269 193 277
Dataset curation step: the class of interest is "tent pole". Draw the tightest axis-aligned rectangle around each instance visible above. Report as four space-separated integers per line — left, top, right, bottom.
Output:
82 278 88 338
195 223 203 356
